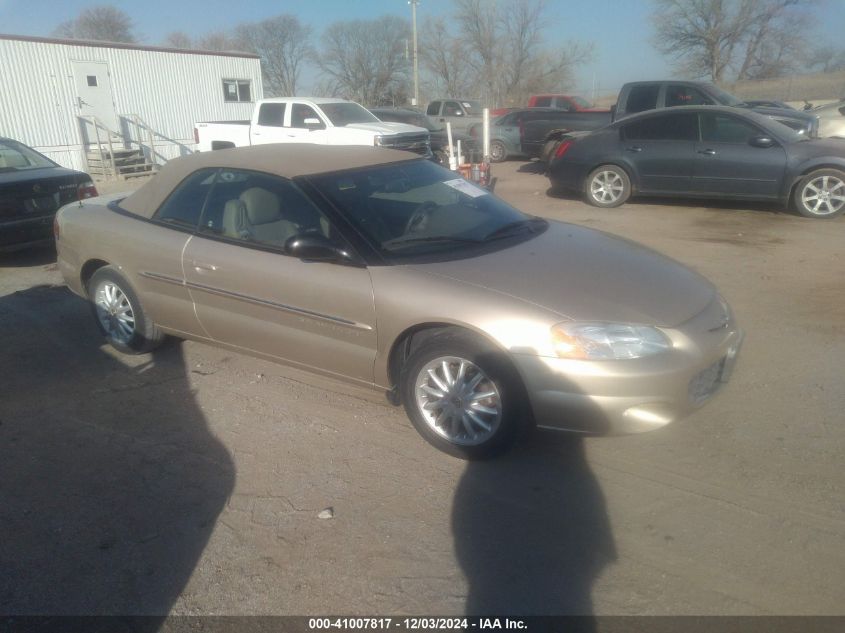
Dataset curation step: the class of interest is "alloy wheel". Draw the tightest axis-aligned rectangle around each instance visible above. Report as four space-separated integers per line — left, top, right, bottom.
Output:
801 174 845 216
590 170 625 204
414 356 502 446
94 281 136 344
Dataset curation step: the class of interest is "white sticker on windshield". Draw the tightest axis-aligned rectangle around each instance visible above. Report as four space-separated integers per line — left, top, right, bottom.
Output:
444 178 488 198
462 102 472 108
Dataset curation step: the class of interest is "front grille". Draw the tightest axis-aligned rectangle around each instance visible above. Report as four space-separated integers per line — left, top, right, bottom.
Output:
380 133 431 156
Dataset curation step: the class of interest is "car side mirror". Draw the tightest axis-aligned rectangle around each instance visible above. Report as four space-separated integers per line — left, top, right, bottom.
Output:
749 135 776 148
303 117 324 130
285 233 352 263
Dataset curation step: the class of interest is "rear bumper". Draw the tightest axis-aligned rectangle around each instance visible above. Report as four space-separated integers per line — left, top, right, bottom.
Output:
0 215 55 252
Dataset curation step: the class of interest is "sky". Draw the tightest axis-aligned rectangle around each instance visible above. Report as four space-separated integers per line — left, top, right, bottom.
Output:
2 0 844 99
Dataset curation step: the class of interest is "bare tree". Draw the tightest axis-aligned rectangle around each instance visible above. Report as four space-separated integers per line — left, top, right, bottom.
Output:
443 0 590 106
652 0 816 82
53 5 135 43
234 15 312 97
807 45 845 73
317 16 410 105
418 17 474 99
195 31 240 52
162 31 193 49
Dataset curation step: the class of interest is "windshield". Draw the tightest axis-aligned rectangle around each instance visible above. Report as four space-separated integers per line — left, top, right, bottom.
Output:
707 85 746 107
0 140 56 171
320 102 381 126
461 100 482 116
309 160 545 259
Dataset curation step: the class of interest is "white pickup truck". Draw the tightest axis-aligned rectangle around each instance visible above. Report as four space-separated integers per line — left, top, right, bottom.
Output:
194 97 432 157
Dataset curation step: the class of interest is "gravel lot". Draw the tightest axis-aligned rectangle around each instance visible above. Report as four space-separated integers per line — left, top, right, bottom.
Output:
1 161 843 616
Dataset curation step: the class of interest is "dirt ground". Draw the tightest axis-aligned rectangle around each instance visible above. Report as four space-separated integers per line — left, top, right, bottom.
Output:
0 161 843 617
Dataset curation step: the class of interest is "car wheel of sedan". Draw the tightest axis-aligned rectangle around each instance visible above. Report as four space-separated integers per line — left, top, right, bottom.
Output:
88 266 164 354
794 169 845 219
489 140 507 163
400 331 525 459
585 164 631 208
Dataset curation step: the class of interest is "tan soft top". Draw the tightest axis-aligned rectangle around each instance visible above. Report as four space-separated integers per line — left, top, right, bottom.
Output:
120 143 419 218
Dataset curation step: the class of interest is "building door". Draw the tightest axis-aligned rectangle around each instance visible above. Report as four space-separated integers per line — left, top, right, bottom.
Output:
71 61 118 131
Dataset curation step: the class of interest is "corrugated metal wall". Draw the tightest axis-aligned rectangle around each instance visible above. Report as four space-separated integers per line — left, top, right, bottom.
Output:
0 37 263 172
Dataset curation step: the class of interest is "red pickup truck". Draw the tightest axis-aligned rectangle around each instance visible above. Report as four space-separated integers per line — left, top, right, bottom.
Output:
526 94 608 112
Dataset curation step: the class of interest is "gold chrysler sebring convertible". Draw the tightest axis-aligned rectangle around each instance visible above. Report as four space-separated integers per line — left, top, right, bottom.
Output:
56 144 742 458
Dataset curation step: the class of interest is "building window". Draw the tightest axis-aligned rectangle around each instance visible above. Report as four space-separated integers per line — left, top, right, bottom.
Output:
223 79 251 103
87 75 98 87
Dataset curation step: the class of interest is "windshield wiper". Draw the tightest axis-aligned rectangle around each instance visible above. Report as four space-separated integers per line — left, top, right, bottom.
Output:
382 235 482 249
482 218 547 241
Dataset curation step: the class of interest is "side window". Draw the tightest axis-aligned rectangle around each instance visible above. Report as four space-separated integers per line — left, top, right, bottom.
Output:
198 170 335 251
534 96 552 107
623 113 698 141
443 101 463 116
289 104 324 129
555 98 575 112
154 168 218 229
426 102 441 116
257 103 286 127
700 113 760 143
625 85 660 114
666 85 713 107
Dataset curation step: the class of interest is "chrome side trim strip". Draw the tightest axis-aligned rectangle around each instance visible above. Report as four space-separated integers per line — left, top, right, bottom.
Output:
185 279 374 331
139 271 184 286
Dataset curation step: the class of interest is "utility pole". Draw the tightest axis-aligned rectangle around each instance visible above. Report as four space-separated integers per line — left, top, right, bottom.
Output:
409 0 420 106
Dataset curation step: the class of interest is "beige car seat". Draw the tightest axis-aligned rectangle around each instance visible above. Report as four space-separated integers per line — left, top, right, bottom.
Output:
221 187 299 245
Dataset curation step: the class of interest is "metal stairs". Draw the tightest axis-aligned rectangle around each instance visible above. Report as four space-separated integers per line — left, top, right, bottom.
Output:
77 115 160 181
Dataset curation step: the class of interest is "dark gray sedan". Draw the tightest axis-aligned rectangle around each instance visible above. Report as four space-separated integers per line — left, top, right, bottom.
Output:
547 106 845 219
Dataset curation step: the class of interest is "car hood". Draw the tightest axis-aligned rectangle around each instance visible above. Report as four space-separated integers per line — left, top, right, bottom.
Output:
408 222 715 327
345 122 428 136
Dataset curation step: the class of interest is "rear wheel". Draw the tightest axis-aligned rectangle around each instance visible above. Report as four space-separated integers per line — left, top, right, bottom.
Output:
793 169 845 218
88 266 164 354
400 331 526 459
584 164 631 208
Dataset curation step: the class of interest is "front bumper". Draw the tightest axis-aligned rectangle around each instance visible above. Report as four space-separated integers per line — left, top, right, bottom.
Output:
511 301 744 435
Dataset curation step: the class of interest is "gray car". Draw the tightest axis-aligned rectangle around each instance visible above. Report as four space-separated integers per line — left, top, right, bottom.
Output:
56 144 742 458
548 106 845 218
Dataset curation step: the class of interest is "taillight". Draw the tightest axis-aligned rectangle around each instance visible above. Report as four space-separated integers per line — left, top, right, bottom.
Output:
78 181 98 200
194 127 199 144
554 140 573 159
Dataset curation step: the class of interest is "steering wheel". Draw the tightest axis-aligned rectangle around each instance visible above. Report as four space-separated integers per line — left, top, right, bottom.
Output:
404 201 438 234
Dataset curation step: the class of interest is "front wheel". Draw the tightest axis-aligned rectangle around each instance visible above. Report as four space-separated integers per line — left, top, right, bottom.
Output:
584 164 631 208
399 332 526 459
88 266 164 354
793 169 845 218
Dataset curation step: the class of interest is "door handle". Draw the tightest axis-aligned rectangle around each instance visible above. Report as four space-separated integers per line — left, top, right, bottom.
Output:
625 146 643 152
192 261 218 273
698 149 716 155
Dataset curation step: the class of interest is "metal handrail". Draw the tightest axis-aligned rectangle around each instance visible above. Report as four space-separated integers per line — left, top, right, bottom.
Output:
123 113 159 171
77 114 118 179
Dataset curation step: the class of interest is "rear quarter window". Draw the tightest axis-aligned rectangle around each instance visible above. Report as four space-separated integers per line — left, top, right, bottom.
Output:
625 85 660 114
154 168 218 229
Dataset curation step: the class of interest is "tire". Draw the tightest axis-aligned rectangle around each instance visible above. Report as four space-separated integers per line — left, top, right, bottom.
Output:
399 331 527 459
88 266 164 354
489 140 507 163
793 169 845 219
584 164 631 208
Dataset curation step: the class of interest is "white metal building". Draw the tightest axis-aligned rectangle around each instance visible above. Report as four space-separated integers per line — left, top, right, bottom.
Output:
0 33 263 175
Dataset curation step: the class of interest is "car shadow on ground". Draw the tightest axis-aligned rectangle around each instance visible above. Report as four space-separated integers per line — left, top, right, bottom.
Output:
0 284 234 625
517 161 547 175
452 431 615 618
0 244 57 267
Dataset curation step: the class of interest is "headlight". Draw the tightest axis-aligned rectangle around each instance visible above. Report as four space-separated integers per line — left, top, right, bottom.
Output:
374 135 386 146
551 322 671 360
